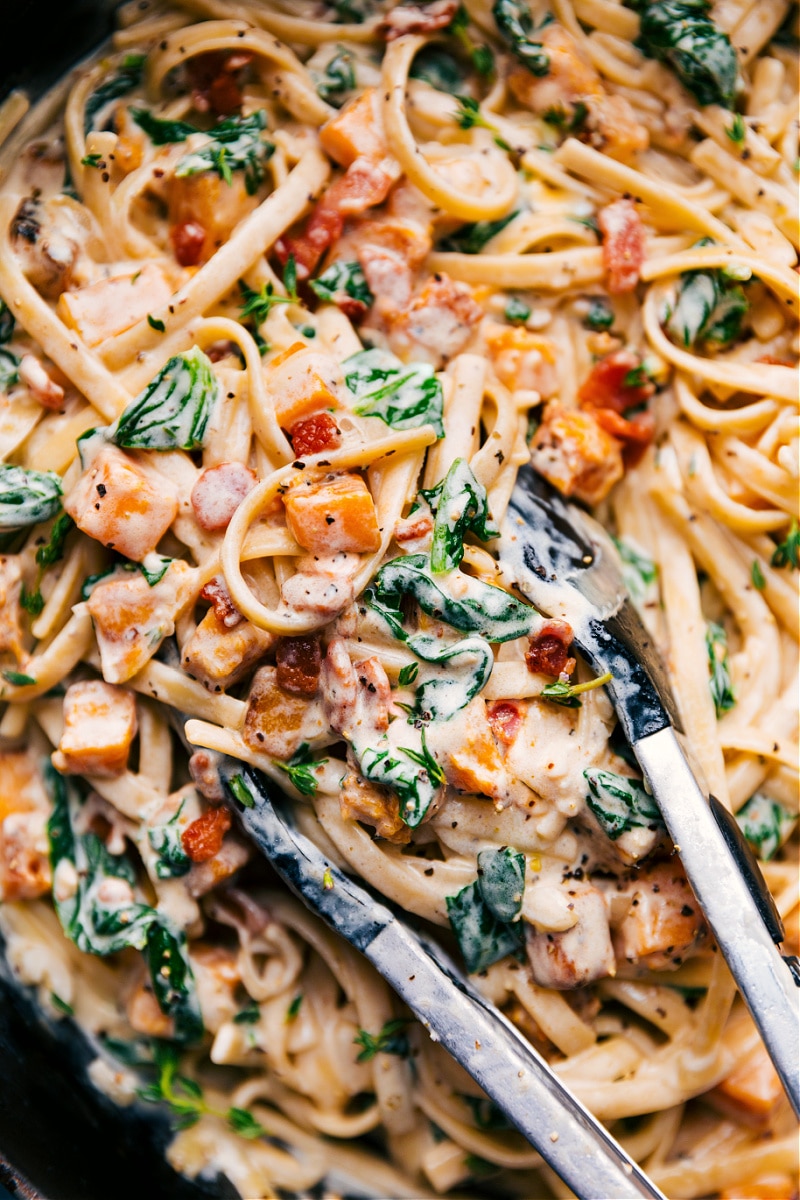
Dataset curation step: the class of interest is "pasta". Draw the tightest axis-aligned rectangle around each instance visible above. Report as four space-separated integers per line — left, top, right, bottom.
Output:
0 0 797 1197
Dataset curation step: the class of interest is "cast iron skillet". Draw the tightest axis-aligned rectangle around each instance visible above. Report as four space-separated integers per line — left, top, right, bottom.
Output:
0 4 234 1197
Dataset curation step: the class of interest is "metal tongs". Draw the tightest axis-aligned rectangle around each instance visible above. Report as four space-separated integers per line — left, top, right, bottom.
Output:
218 759 666 1200
502 467 800 1117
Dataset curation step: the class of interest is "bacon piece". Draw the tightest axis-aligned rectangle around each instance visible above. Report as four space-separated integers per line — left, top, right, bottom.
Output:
189 750 226 803
243 665 327 757
191 461 257 531
578 349 654 415
389 273 483 367
18 355 64 410
381 0 459 38
277 160 396 281
276 634 322 698
187 51 253 117
171 218 206 267
598 199 645 294
487 699 523 747
525 619 575 677
181 805 232 863
592 406 655 465
289 412 341 458
394 511 433 544
200 575 242 629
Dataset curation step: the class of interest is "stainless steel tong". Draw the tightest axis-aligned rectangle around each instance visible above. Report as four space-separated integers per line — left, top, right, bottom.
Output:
217 758 666 1200
502 466 800 1117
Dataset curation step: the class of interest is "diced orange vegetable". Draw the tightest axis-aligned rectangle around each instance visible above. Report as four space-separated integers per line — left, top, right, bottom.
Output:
64 445 177 563
52 679 137 777
243 666 326 758
167 170 257 265
283 473 381 555
711 1042 785 1124
340 772 411 844
319 88 387 167
181 608 274 691
529 402 624 506
0 753 46 823
267 347 343 429
721 1174 797 1199
57 264 172 347
444 704 506 798
485 324 557 394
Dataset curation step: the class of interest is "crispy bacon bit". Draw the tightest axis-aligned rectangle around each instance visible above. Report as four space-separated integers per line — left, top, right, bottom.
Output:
487 700 523 746
187 51 253 117
188 750 226 803
191 461 257 531
181 805 232 863
394 511 434 544
276 635 322 698
171 218 206 267
757 355 795 366
289 412 341 457
276 161 396 281
18 354 64 410
593 406 656 465
381 0 460 39
200 575 242 629
598 199 645 294
578 349 654 414
525 620 575 677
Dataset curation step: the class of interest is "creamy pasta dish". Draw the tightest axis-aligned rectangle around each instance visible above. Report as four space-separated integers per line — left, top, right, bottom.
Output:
0 0 797 1195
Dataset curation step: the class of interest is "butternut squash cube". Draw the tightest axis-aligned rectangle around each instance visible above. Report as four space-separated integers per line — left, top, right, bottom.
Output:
283 473 381 555
267 346 344 429
65 445 177 563
319 88 387 167
57 264 173 347
52 679 137 777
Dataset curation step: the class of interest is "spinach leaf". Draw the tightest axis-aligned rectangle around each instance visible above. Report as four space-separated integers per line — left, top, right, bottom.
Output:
735 792 797 861
771 519 799 570
138 554 172 587
438 210 519 254
331 0 373 20
705 621 735 716
493 0 551 76
359 729 444 827
36 512 75 568
422 458 499 573
505 297 531 323
453 96 511 150
145 923 204 1043
0 348 20 391
368 554 539 643
665 266 748 348
354 1017 411 1062
407 633 494 722
344 348 444 437
446 879 524 973
477 846 525 922
631 0 738 108
130 108 198 145
46 769 202 1042
584 767 663 840
84 54 146 135
410 45 465 93
316 46 356 105
175 111 274 195
612 536 657 604
0 464 62 529
0 298 14 344
110 346 218 451
310 261 373 309
148 803 191 879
